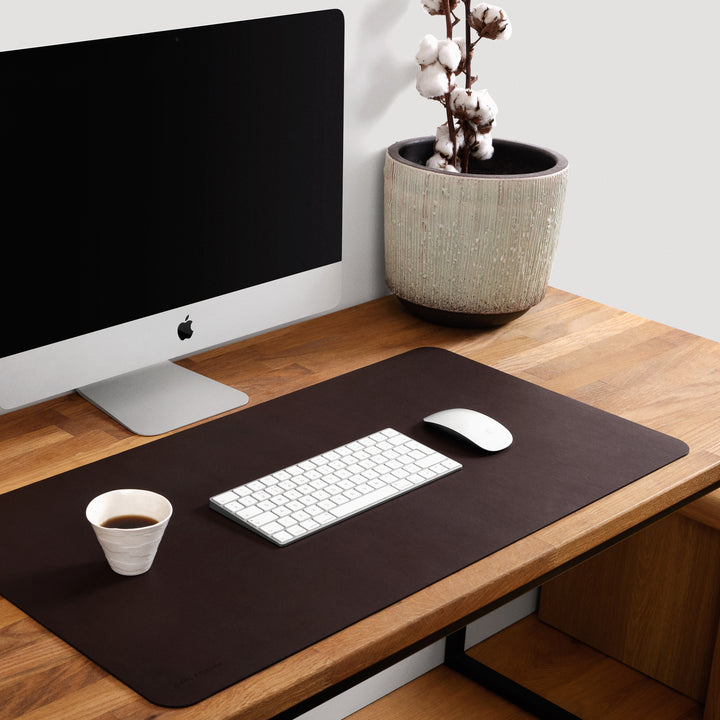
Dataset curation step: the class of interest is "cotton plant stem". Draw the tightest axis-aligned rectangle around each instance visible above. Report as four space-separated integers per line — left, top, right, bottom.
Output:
443 95 458 167
463 0 472 89
443 0 454 37
460 0 473 172
442 0 458 167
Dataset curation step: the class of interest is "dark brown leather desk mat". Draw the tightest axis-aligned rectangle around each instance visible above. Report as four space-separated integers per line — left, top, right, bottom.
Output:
0 348 688 707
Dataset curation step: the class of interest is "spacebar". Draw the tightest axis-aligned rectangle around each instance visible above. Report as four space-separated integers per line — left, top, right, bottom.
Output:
329 486 397 519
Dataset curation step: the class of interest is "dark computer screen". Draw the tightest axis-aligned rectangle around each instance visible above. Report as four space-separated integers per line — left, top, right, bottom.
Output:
0 10 343 357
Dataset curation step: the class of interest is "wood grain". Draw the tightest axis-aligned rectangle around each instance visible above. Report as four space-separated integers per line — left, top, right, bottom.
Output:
539 512 720 701
349 616 701 720
704 620 720 720
2 288 720 719
348 664 537 720
467 616 702 720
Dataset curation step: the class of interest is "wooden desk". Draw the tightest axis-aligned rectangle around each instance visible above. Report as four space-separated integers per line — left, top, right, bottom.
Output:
2 288 720 720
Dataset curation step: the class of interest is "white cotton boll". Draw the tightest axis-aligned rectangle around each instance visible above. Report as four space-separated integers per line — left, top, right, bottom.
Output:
474 88 498 124
426 153 459 172
453 37 467 61
498 21 512 39
450 88 497 126
416 62 452 99
434 125 452 158
421 0 444 15
471 132 494 160
434 134 454 159
489 18 511 40
470 4 511 40
449 88 475 115
449 88 484 119
434 123 464 158
437 38 462 73
426 152 447 169
422 0 458 14
471 3 499 23
415 34 439 66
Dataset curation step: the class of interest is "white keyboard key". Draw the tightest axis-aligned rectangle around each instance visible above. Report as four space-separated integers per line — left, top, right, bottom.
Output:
329 485 396 518
252 510 279 527
213 490 239 505
209 429 462 546
262 521 284 536
237 506 262 520
416 453 448 468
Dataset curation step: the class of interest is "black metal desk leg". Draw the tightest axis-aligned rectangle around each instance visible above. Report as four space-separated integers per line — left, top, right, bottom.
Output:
443 628 582 720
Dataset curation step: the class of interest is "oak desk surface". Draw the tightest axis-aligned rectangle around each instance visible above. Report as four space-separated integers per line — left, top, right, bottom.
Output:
2 288 720 720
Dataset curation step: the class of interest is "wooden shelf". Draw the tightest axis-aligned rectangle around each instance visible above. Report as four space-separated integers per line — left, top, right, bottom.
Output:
349 616 702 720
539 511 720 703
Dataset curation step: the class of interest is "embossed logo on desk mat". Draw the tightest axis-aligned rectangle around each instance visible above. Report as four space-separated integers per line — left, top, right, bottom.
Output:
0 348 688 707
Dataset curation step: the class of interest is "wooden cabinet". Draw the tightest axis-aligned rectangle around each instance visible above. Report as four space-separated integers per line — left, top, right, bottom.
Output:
539 493 720 717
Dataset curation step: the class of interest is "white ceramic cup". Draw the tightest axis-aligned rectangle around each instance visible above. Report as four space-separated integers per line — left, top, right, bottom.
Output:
86 489 173 576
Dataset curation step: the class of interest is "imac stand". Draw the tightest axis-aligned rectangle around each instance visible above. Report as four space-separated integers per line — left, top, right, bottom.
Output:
78 361 249 436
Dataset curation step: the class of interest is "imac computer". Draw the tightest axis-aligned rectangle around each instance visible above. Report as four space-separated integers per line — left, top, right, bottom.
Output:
0 10 344 435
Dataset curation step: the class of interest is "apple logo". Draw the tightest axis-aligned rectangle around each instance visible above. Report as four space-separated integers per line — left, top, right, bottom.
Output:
177 315 193 341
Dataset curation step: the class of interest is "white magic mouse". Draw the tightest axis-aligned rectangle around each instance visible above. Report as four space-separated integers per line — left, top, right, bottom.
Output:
423 408 513 452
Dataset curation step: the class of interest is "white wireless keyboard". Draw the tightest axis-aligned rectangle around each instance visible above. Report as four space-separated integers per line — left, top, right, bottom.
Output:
209 428 462 546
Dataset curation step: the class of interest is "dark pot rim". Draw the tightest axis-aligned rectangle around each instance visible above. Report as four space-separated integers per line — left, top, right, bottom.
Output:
387 137 568 178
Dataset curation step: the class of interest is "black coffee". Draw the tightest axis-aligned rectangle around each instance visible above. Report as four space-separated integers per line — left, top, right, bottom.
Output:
101 514 158 529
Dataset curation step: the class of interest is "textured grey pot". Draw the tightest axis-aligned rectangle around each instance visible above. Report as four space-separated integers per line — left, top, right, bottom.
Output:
384 137 568 326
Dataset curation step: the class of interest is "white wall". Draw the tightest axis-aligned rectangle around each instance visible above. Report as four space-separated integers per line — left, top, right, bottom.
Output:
5 0 717 341
502 2 720 343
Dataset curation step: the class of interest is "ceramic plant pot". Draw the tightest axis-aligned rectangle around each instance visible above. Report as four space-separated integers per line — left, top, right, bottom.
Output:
384 137 568 326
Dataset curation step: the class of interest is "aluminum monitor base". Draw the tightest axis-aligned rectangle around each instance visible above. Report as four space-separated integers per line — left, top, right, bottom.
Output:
78 360 249 436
